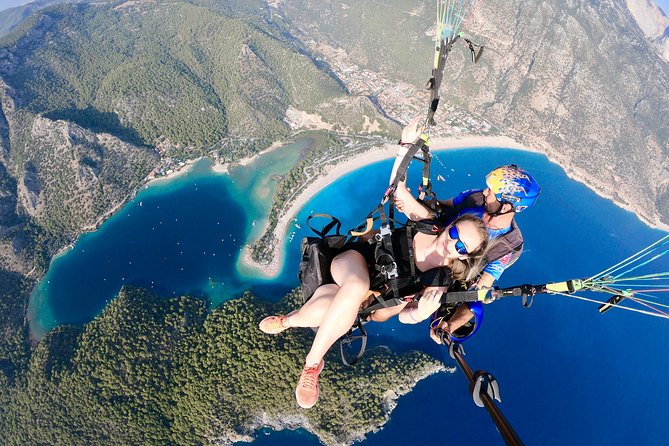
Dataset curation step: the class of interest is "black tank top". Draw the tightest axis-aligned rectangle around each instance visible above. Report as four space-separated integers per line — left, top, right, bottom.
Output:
351 227 453 297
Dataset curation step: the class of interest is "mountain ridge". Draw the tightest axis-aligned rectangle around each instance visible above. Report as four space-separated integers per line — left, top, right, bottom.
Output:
270 0 669 226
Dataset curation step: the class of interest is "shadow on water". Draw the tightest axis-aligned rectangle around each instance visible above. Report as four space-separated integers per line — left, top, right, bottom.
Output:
44 107 145 146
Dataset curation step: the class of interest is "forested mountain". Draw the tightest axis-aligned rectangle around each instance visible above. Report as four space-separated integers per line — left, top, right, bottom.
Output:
0 1 347 147
0 288 444 446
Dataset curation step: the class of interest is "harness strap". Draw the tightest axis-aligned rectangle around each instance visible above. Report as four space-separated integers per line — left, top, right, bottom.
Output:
463 37 484 63
306 213 342 238
406 223 417 279
358 295 406 320
350 217 374 237
426 33 459 125
385 135 430 204
358 222 443 320
339 319 367 367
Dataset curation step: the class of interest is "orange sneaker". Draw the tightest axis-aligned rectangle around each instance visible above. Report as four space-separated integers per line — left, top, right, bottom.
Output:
259 315 289 334
295 360 324 409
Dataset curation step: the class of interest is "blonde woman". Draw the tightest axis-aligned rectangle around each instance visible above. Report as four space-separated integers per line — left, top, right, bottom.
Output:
259 213 489 409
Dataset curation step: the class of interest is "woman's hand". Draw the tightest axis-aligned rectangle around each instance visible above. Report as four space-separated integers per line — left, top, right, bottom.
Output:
399 289 443 324
401 115 425 145
416 289 442 320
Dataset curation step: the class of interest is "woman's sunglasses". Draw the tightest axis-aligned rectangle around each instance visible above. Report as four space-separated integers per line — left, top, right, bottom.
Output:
448 225 469 255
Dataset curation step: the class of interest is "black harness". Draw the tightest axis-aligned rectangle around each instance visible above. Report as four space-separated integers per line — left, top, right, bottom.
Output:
297 215 456 366
360 219 454 319
298 216 452 306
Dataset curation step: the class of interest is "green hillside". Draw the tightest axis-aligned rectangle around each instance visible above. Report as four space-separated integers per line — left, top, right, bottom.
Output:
0 287 443 445
277 0 438 87
1 0 346 148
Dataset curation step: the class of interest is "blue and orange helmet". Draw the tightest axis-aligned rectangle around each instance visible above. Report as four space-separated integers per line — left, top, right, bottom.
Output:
485 165 541 213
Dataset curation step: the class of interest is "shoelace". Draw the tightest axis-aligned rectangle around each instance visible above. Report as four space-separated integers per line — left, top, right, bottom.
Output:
299 365 320 390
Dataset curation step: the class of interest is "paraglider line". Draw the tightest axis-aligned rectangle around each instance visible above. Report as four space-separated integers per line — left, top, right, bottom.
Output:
552 292 669 319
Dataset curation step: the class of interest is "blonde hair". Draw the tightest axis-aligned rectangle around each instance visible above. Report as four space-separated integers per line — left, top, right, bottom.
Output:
447 214 489 283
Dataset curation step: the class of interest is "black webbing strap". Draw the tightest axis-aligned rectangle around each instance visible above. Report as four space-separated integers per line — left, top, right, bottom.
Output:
436 286 539 305
426 33 459 126
375 206 400 301
385 136 430 204
357 295 406 321
306 213 342 237
439 289 487 303
405 222 417 279
340 318 368 367
417 149 434 202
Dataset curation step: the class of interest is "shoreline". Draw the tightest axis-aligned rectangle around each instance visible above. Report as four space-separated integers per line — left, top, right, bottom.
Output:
240 133 669 278
49 158 204 262
44 132 668 282
212 139 286 174
45 138 288 280
241 134 537 278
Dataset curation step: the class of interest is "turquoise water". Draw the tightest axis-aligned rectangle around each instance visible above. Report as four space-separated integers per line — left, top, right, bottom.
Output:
28 147 669 445
28 138 311 337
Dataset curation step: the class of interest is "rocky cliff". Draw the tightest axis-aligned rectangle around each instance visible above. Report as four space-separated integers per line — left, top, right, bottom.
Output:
0 77 158 276
627 0 669 61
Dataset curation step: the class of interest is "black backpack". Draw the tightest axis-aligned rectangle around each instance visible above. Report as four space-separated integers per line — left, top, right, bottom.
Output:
297 214 349 303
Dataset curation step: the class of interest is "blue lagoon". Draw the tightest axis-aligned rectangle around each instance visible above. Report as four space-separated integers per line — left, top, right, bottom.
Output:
28 147 669 445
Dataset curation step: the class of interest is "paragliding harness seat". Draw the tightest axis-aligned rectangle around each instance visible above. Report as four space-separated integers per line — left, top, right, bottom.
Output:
297 204 528 365
298 213 455 365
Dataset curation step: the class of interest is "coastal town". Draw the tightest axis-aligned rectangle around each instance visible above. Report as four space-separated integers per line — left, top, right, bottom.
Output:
305 37 496 137
239 35 502 275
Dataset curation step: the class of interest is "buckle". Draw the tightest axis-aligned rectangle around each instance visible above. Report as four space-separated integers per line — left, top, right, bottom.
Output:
382 262 399 279
380 224 392 237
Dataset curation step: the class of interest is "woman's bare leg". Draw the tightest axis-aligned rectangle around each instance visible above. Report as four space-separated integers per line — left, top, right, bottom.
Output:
285 284 339 328
304 250 370 366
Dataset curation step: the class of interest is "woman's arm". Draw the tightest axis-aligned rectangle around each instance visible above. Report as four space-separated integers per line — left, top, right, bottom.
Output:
394 179 434 220
475 272 495 291
368 302 407 322
388 116 436 220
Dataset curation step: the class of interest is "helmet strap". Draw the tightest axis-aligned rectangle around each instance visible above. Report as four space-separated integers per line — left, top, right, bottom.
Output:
486 202 515 218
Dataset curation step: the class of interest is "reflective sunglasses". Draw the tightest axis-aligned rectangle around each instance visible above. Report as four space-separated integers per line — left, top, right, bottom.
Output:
448 225 469 255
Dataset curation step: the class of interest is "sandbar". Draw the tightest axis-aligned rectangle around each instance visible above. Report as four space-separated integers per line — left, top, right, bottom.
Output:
241 134 532 278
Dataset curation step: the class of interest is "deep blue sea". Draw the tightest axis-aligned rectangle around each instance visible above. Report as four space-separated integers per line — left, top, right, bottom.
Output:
28 146 669 445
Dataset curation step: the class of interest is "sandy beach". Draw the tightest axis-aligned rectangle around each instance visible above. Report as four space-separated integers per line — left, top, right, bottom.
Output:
241 134 533 278
136 133 665 279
